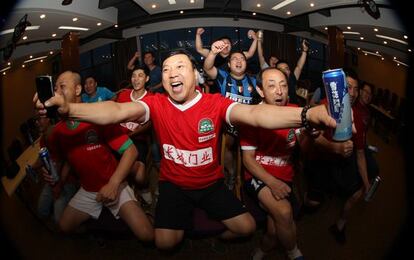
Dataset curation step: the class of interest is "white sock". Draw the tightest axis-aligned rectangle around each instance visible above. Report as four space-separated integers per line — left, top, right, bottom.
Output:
287 245 302 260
141 191 152 204
251 247 266 260
336 218 346 231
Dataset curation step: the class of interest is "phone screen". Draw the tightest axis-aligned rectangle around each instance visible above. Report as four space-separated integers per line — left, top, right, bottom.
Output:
36 75 54 103
36 75 57 118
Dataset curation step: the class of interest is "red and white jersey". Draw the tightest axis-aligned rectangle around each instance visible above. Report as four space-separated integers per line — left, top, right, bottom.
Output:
117 89 152 132
48 120 133 192
240 103 299 182
140 92 236 189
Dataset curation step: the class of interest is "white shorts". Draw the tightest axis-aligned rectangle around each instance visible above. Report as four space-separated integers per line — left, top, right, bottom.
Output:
68 184 137 219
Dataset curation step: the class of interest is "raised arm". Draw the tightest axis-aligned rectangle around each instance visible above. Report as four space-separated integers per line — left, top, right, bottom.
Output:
127 52 141 70
195 28 210 58
257 36 267 69
243 30 258 59
34 92 147 125
203 40 228 80
230 103 336 131
293 40 309 79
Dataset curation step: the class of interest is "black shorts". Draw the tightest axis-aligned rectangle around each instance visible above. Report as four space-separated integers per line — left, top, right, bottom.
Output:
132 139 148 163
154 179 247 230
244 177 295 205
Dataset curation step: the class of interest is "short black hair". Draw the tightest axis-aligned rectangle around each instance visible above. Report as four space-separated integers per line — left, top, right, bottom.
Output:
343 68 359 81
131 65 150 76
275 60 289 67
164 49 198 69
143 51 155 58
256 67 287 89
228 51 246 62
216 36 233 45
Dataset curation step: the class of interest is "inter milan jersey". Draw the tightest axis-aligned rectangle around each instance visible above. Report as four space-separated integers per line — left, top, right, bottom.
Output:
140 92 236 189
216 69 257 105
240 104 299 182
48 121 133 192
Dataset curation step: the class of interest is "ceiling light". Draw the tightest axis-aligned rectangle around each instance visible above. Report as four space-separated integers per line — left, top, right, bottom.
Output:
381 57 384 60
394 56 396 59
364 53 367 56
310 3 314 7
180 10 184 14
168 0 176 4
50 51 54 55
52 33 56 37
383 41 387 44
190 0 195 3
72 17 78 22
394 59 408 67
257 3 261 8
97 22 102 26
404 35 408 39
0 66 11 73
29 55 33 58
272 0 296 11
376 51 379 54
374 28 378 32
40 14 46 19
357 47 361 50
360 37 364 40
22 64 25 68
324 27 328 30
286 11 291 15
397 63 400 66
114 24 118 28
152 4 157 8
22 36 27 40
253 12 256 15
7 62 11 66
24 55 48 63
40 60 43 62
347 26 351 30
58 26 89 31
409 49 412 52
0 26 40 35
376 34 408 45
2 72 5 75
343 31 360 35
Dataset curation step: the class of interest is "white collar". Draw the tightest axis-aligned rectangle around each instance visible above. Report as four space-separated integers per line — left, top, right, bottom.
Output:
168 90 202 111
130 90 147 102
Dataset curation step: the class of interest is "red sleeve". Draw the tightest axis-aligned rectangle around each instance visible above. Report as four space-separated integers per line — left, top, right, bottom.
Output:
214 94 235 123
352 108 366 150
103 124 134 155
239 125 258 149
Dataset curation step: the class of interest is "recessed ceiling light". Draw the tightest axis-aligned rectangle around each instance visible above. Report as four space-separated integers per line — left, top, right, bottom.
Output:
40 14 46 19
22 64 25 68
180 10 184 14
97 22 102 26
168 0 176 4
376 51 379 54
364 53 367 56
114 24 118 28
2 72 5 75
188 30 191 33
40 60 43 62
152 4 157 8
360 37 364 40
381 57 384 60
409 49 412 52
22 36 27 40
397 63 400 66
59 26 89 31
50 51 54 55
324 27 328 30
252 12 256 15
374 28 378 32
376 34 408 45
394 56 396 59
30 55 33 59
72 17 78 22
272 0 296 10
190 0 195 3
7 62 11 65
52 33 56 37
347 26 351 30
310 3 314 7
257 3 261 8
404 35 408 39
383 41 387 44
357 47 361 50
286 11 291 15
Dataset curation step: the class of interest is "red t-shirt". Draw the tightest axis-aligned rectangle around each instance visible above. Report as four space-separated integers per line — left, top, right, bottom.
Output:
352 101 370 150
240 103 299 182
140 92 235 189
48 120 133 192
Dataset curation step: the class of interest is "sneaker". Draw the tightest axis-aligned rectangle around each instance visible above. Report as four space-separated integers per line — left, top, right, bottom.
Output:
329 224 346 244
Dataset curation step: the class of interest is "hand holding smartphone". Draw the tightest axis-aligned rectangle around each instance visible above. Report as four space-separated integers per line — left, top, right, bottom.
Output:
36 75 57 118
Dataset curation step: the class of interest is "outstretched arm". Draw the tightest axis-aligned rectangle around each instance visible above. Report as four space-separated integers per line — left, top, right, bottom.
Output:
243 30 258 59
293 40 309 79
195 28 210 58
230 103 336 131
34 92 147 125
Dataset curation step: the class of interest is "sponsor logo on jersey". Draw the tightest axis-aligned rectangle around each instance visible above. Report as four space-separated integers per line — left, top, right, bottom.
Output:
198 118 214 134
163 144 213 167
287 129 295 143
199 133 216 143
85 129 99 144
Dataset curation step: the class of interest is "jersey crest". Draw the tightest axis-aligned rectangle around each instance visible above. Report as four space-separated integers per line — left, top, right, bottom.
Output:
198 118 214 134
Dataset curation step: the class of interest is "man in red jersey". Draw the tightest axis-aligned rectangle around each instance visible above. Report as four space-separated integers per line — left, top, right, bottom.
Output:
45 71 153 242
240 68 309 260
35 50 335 250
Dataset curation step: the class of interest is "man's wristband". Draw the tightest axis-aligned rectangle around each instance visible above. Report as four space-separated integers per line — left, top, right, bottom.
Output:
301 105 313 132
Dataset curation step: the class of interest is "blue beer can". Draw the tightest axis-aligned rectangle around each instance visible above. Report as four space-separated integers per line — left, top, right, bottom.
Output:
322 68 352 141
39 147 59 184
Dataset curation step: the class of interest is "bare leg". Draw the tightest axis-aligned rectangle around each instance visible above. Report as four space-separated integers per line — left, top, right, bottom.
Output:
58 205 91 233
118 200 154 242
220 212 256 239
155 228 185 250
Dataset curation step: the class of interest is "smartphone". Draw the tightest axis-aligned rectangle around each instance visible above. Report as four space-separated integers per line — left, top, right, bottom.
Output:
36 75 57 118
